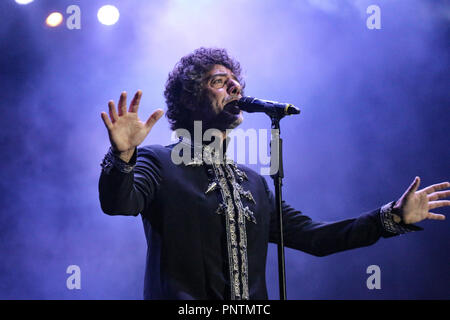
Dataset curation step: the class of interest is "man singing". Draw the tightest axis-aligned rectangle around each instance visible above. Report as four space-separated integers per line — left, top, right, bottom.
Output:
98 47 449 300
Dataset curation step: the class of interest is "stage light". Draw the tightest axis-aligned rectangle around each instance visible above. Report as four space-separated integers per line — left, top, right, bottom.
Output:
97 5 120 26
15 0 34 4
46 12 63 27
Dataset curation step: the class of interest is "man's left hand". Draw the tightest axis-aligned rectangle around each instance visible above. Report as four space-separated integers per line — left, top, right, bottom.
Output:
394 177 450 224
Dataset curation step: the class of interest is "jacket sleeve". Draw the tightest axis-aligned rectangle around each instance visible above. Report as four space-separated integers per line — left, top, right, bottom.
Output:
263 176 402 257
98 146 162 216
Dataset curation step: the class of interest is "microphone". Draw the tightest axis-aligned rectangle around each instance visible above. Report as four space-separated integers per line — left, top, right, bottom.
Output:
236 96 300 117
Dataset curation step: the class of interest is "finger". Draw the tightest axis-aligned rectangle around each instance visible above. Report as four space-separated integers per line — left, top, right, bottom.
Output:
145 109 165 130
108 100 118 122
427 212 446 220
428 190 450 201
101 112 113 130
118 91 127 116
421 181 450 195
406 176 421 196
129 90 142 113
428 200 450 210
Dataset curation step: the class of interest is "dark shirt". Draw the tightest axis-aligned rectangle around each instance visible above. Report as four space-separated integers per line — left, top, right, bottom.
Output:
98 142 415 300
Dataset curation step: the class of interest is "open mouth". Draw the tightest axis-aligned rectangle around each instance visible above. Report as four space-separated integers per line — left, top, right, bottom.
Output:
223 100 240 115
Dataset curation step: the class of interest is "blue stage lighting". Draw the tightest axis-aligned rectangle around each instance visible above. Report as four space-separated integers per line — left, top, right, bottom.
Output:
97 5 120 26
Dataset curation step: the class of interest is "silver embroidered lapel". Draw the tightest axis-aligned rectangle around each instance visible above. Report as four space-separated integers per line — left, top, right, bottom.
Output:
206 160 256 300
181 138 257 300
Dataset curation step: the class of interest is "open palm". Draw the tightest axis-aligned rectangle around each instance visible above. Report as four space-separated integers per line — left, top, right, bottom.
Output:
101 90 164 158
394 177 450 224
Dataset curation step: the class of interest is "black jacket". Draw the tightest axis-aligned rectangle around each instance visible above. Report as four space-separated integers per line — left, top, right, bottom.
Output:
99 143 399 300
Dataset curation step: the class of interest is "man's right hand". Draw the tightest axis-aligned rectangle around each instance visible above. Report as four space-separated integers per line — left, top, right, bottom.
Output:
101 90 164 163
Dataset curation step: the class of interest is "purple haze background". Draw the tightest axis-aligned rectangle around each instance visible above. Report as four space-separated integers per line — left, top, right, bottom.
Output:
0 0 449 299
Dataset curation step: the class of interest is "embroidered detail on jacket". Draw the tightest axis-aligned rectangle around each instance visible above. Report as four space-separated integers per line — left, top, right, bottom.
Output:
211 162 256 300
205 181 219 194
179 138 256 300
214 164 242 299
380 201 420 234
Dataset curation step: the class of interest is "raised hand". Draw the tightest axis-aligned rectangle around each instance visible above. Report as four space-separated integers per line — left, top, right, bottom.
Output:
394 177 450 224
101 90 164 162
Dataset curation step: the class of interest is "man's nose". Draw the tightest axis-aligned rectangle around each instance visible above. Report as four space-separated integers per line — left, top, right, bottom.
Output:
227 79 241 96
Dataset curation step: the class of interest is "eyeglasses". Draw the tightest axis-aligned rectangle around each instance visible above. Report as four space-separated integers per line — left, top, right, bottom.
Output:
205 73 241 89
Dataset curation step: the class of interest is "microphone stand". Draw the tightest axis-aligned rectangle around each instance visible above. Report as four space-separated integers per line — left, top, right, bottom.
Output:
270 114 287 300
238 97 300 300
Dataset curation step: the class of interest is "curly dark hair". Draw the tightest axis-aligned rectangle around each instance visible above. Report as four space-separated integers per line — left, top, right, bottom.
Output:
164 47 244 131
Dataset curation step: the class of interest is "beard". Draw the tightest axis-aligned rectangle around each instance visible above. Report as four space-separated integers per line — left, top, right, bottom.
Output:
194 94 243 132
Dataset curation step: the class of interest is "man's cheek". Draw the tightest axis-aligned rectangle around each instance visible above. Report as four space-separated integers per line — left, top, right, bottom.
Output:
213 101 223 114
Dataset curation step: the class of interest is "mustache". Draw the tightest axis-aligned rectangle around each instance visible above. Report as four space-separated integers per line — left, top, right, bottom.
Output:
223 99 240 114
223 97 239 106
